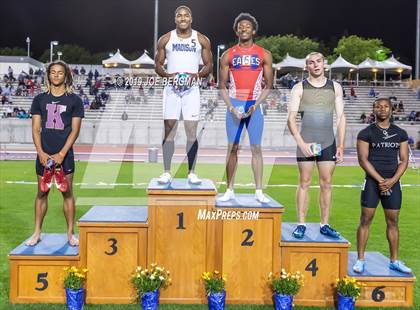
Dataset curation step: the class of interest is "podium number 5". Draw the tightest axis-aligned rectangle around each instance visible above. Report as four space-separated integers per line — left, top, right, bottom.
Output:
105 238 118 255
35 272 48 291
305 259 318 277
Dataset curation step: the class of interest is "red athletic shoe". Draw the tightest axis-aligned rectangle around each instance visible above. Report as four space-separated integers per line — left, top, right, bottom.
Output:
54 165 69 193
40 166 55 193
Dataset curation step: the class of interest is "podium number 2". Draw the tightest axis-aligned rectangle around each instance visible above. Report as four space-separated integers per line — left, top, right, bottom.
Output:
241 229 254 246
177 212 186 230
305 259 318 277
372 286 386 302
105 238 118 255
35 272 48 291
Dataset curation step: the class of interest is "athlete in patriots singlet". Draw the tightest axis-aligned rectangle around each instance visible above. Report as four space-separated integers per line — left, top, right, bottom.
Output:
218 13 273 203
288 52 346 239
154 6 212 184
353 98 411 274
25 61 83 247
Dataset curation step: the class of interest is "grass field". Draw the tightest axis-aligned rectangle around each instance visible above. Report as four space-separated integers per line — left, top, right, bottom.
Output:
0 161 419 309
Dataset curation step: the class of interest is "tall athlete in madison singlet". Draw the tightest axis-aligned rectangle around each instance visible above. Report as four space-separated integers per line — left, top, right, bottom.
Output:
218 13 273 203
26 60 84 247
353 98 411 274
288 52 346 239
155 6 212 184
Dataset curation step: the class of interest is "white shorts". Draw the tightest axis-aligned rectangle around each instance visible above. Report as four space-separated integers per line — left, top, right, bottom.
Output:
163 86 200 121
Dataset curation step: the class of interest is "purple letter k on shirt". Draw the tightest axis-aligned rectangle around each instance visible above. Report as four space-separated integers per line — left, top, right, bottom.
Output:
45 103 66 130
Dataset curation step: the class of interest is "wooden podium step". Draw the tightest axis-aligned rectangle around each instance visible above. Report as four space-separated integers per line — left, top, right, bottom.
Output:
147 178 217 303
348 251 416 307
9 233 79 304
216 194 284 304
78 205 148 304
281 223 350 307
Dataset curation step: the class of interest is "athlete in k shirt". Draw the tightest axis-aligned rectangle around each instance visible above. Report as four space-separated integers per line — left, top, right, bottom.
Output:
218 13 273 203
353 98 411 274
26 60 84 247
154 6 212 185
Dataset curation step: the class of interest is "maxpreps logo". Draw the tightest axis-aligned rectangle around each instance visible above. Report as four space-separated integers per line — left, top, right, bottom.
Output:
232 54 261 69
172 43 197 52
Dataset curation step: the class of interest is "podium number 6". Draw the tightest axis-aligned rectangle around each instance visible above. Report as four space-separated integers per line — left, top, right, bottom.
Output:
35 272 48 291
372 286 385 302
105 238 118 255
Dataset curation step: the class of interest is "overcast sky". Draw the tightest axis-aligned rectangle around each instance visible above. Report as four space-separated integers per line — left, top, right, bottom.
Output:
1 0 417 66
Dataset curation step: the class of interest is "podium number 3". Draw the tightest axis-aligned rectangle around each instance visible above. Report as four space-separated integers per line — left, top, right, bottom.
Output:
105 238 118 255
305 259 318 277
35 272 48 291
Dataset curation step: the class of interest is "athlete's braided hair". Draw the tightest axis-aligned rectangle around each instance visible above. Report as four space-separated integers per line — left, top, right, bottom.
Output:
45 60 73 94
233 13 258 33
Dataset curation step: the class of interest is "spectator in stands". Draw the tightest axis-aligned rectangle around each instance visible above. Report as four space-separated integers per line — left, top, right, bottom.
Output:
73 67 79 75
29 67 34 77
408 136 414 149
82 95 90 109
360 113 367 123
408 111 416 122
1 95 7 105
80 67 86 75
368 87 378 98
0 86 2 95
350 86 357 99
397 100 404 112
416 111 420 121
342 88 347 99
88 70 93 80
94 69 99 80
367 112 375 124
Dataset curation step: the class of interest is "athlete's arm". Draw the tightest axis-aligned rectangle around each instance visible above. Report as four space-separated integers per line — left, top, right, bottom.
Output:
154 33 174 78
357 140 384 183
333 81 346 163
195 33 213 79
219 51 235 114
380 141 409 192
287 83 313 157
249 49 273 113
51 117 82 165
32 115 50 166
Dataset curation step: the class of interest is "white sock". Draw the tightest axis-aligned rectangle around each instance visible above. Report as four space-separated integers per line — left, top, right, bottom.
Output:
320 223 329 228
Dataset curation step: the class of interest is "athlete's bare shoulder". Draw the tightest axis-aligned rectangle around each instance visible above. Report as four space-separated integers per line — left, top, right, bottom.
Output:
332 80 343 95
157 32 171 48
197 32 211 46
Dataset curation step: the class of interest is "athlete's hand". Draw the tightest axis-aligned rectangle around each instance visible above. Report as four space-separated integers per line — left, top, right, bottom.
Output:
51 152 65 165
379 178 395 192
229 105 243 119
38 151 51 167
335 146 344 164
298 142 314 157
247 104 257 116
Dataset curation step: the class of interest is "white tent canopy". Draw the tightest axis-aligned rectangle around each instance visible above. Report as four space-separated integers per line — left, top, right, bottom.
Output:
330 55 357 69
381 55 412 71
131 50 154 67
102 49 131 67
357 57 379 70
275 53 306 70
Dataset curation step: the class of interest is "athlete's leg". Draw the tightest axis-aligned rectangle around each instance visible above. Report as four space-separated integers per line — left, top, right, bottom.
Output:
62 173 78 246
384 209 400 261
356 207 376 260
316 161 336 225
184 120 199 173
162 119 178 173
250 144 263 189
25 176 49 246
296 161 314 223
226 143 240 189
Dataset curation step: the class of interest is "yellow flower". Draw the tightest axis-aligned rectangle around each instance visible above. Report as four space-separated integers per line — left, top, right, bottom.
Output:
214 270 220 275
222 274 228 282
281 274 287 279
82 268 88 273
151 263 157 268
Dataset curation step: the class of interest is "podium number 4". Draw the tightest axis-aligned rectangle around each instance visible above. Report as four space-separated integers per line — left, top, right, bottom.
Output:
35 272 48 291
305 259 318 277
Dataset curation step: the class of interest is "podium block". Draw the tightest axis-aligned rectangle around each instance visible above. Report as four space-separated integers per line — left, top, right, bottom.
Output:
348 252 415 307
78 205 148 304
147 178 217 303
9 234 79 303
216 194 284 304
281 223 350 307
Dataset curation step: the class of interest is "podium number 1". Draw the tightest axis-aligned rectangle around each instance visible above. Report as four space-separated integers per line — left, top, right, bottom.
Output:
305 259 318 277
177 212 186 230
35 272 48 291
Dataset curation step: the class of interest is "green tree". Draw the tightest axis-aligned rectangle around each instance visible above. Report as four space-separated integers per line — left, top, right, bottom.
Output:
0 47 27 56
332 35 391 64
255 34 320 64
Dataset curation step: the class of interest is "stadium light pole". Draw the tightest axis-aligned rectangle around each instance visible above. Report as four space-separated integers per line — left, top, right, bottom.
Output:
50 41 59 63
216 44 226 85
26 37 30 57
416 0 419 79
153 0 159 57
57 51 63 61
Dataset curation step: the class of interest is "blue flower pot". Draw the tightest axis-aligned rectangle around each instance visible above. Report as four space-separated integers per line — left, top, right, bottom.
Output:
65 287 85 310
141 289 160 310
208 290 226 310
337 293 355 310
273 293 293 310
